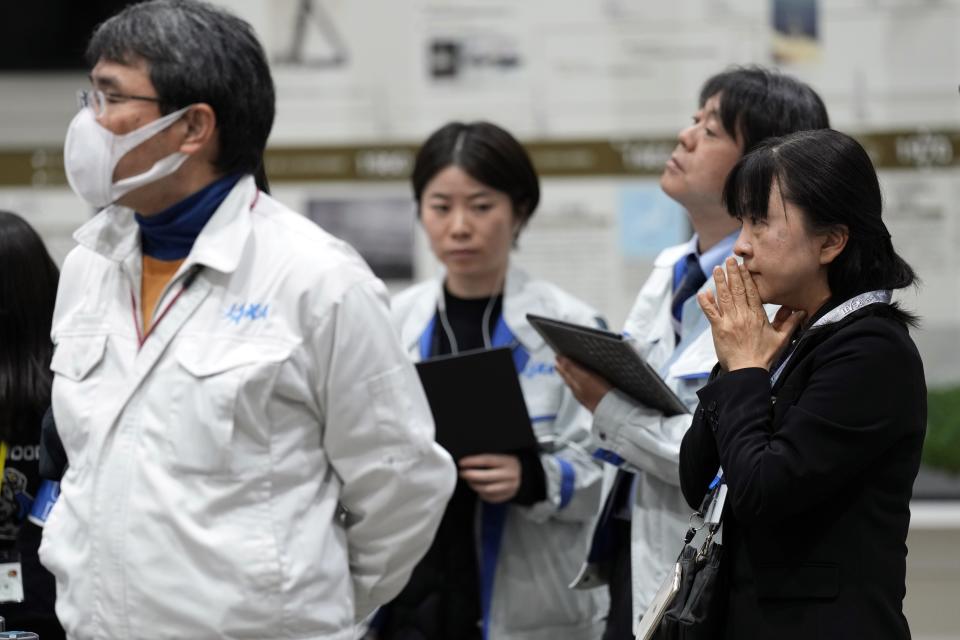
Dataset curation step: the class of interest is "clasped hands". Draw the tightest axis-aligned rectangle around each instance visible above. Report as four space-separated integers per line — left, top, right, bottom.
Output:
698 257 806 372
556 257 806 410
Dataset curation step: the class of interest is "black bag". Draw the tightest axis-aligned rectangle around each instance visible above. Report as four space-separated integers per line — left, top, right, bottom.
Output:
637 483 728 640
654 531 727 639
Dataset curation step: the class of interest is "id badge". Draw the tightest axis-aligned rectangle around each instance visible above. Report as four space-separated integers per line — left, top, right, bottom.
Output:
27 480 60 527
704 484 727 526
0 551 23 604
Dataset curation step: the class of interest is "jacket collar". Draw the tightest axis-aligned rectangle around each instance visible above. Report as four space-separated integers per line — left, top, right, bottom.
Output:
808 290 892 331
769 290 893 387
653 242 692 268
631 238 718 345
73 175 257 275
654 230 738 275
501 266 545 351
402 264 545 356
400 282 442 357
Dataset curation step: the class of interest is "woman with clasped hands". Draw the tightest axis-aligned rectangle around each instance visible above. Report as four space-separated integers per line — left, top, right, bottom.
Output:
678 128 926 640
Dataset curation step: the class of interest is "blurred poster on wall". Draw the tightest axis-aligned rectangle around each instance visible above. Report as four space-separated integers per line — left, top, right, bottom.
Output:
273 0 349 69
513 181 623 322
536 19 762 136
260 0 404 144
426 29 522 86
618 186 689 260
405 0 534 135
771 0 820 64
307 197 415 280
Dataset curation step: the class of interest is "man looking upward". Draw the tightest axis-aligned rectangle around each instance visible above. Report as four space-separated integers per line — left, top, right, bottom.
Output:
560 67 830 638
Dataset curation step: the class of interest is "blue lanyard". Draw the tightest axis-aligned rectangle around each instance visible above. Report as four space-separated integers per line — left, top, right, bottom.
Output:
708 468 724 490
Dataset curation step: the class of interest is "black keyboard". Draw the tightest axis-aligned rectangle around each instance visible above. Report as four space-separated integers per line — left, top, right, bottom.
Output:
527 314 689 416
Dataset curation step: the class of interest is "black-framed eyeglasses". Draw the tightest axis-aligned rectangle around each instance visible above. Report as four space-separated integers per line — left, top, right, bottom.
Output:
76 88 162 116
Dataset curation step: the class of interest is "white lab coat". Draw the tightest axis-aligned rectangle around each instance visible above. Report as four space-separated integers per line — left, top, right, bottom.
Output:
393 266 608 640
40 175 456 640
571 241 726 628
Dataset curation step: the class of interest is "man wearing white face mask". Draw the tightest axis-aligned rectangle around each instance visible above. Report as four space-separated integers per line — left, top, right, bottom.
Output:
65 99 192 209
41 2 456 638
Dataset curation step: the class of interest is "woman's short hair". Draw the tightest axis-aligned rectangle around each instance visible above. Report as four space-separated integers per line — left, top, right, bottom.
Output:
722 128 917 303
86 0 275 178
412 121 541 230
0 211 59 440
700 66 830 153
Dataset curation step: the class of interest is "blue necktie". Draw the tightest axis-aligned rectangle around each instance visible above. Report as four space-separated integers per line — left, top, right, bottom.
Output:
671 253 706 336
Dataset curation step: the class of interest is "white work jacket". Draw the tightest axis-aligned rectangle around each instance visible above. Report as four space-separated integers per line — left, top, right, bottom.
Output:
40 175 456 640
393 266 608 640
571 241 725 627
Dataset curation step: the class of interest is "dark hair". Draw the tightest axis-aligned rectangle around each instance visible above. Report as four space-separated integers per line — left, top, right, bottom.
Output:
0 212 59 440
86 0 275 177
700 66 830 153
723 129 918 316
412 121 541 230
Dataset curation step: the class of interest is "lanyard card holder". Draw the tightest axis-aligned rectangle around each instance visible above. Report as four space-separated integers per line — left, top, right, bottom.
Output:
0 444 23 605
0 550 23 604
635 481 728 640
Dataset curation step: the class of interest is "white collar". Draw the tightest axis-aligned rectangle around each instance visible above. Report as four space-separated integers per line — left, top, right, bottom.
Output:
73 175 257 275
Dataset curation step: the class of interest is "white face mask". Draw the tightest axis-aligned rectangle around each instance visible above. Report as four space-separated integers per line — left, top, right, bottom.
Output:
64 105 191 208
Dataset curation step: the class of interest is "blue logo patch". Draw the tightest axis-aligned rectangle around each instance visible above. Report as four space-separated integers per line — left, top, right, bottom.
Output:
225 302 269 324
521 361 556 379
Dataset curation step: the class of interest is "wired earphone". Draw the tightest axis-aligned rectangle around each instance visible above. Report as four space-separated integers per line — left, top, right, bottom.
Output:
436 270 507 354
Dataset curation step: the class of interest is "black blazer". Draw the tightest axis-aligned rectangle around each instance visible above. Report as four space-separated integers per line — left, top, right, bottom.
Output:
679 302 926 640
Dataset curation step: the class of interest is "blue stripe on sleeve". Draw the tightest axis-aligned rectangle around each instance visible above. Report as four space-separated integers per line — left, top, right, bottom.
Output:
676 371 710 380
557 457 576 509
418 315 436 360
592 448 625 467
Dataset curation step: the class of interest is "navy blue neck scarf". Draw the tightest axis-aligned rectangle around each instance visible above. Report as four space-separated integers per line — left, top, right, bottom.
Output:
135 173 244 260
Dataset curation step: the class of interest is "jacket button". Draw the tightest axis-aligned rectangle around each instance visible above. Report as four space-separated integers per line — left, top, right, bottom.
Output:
707 400 718 412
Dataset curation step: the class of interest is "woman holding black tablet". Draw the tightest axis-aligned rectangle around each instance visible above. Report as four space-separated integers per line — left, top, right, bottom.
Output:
373 121 607 640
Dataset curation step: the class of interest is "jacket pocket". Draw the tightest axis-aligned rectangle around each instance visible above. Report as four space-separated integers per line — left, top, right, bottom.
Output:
50 334 107 381
495 518 600 631
167 340 290 475
49 334 108 467
755 562 840 600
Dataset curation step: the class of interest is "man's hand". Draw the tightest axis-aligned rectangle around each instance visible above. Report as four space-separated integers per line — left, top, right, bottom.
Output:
459 454 522 503
556 356 613 413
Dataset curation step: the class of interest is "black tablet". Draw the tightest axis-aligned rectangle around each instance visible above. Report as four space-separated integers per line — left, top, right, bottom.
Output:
526 314 689 416
415 347 539 460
